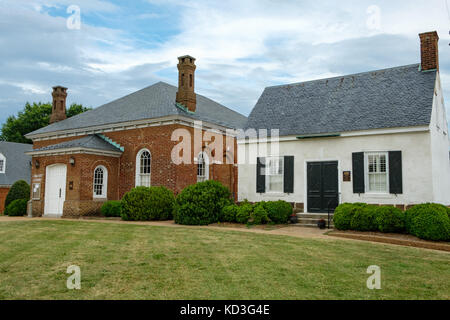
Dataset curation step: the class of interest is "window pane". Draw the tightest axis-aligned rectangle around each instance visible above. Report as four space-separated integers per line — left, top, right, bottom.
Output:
268 175 283 192
94 167 104 196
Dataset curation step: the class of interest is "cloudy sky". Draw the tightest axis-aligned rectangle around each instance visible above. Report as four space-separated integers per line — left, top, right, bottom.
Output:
1 0 449 129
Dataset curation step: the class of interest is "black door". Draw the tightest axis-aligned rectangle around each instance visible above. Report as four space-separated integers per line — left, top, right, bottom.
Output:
307 161 339 213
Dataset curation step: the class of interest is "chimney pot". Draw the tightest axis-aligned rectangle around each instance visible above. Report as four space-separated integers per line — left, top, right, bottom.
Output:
419 31 439 71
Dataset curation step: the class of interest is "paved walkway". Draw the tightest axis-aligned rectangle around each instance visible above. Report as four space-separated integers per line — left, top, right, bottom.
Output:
0 216 330 240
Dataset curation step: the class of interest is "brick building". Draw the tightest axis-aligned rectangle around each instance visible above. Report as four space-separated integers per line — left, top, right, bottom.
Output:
25 56 247 217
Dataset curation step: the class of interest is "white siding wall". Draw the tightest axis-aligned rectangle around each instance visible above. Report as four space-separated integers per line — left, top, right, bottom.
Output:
238 130 436 207
429 73 450 204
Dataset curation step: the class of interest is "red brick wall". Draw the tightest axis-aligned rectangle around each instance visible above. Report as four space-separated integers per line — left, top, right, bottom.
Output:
31 123 238 216
0 187 10 213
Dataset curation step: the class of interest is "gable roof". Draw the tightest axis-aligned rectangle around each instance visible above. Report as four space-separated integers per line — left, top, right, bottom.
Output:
0 141 32 186
28 82 247 137
245 64 437 137
30 135 123 154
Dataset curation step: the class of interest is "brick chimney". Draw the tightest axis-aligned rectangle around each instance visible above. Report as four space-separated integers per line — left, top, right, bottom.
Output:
419 31 439 71
176 55 196 112
50 86 67 124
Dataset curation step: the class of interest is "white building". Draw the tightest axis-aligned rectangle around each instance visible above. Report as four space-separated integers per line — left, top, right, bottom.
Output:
238 31 450 213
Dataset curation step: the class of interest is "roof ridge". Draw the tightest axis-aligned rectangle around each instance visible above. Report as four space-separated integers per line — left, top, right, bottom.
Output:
265 63 421 89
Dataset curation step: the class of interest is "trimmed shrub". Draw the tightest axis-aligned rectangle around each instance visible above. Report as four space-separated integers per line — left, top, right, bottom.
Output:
250 204 270 225
350 205 378 231
101 201 122 217
262 200 292 224
4 180 30 210
375 206 405 233
221 204 239 223
121 186 175 221
405 203 450 241
174 180 232 225
5 199 28 216
236 203 253 224
333 203 366 230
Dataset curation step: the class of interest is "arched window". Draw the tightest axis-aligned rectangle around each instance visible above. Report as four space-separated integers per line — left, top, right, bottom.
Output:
197 152 209 182
93 165 107 198
136 149 151 187
0 153 5 173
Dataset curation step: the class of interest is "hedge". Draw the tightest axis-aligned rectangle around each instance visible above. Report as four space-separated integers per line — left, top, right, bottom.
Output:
250 204 270 225
236 203 253 224
333 203 366 230
350 205 378 232
101 201 122 217
174 180 232 225
262 200 292 224
4 180 30 211
5 199 28 216
221 204 239 223
376 206 405 233
405 204 450 241
121 186 175 221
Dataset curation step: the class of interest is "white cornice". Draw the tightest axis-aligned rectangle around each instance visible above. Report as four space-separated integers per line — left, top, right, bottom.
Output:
25 147 123 158
25 115 238 141
237 126 430 144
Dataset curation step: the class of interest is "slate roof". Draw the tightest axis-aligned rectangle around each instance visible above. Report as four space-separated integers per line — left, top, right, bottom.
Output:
245 64 437 136
0 141 32 186
28 82 247 137
31 135 123 153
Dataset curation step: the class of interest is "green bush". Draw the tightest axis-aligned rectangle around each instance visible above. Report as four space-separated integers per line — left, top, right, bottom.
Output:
350 205 378 231
262 200 292 224
250 204 270 225
4 180 30 210
405 204 450 241
174 180 232 225
221 204 239 223
333 203 366 230
375 206 405 233
5 199 28 216
101 201 122 217
236 203 253 224
121 186 175 221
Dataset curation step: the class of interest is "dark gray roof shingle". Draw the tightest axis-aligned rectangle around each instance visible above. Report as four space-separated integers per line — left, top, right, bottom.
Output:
0 141 32 186
245 64 437 136
32 135 123 153
29 82 247 136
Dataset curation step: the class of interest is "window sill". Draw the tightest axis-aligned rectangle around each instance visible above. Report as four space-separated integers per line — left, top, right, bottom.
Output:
362 193 395 199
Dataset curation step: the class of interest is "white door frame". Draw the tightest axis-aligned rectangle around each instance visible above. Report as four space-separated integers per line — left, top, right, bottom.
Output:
44 164 67 217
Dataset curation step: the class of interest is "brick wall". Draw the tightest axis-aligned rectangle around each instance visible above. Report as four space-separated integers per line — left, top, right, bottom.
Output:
31 123 238 216
0 187 10 213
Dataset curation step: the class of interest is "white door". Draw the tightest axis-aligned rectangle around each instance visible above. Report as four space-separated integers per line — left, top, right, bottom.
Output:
44 164 67 217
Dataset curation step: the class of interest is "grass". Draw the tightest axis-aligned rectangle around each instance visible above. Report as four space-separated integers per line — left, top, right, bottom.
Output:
0 220 449 300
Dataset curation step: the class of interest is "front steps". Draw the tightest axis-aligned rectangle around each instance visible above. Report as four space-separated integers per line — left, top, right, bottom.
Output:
295 213 334 228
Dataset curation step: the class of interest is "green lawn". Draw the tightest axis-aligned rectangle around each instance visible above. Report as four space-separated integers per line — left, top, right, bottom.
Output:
0 220 448 300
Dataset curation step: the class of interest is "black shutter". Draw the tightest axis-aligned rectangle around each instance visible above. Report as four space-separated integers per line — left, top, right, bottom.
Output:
284 156 294 193
389 151 403 194
352 152 365 193
256 157 266 193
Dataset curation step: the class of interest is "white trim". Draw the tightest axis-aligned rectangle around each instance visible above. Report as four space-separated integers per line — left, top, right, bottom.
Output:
364 151 389 194
0 153 5 173
93 165 108 199
135 148 151 187
25 115 239 141
304 159 341 213
237 126 430 145
25 147 122 158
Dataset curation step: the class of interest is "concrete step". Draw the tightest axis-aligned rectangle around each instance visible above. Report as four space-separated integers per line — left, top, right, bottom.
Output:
297 213 333 219
296 213 334 228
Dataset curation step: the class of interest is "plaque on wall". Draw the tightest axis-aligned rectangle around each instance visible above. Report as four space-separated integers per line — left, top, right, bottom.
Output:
343 171 351 182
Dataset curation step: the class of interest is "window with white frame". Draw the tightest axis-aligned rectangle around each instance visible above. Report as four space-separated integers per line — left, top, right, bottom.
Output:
366 152 389 193
197 152 209 182
0 153 5 173
266 157 284 193
136 149 151 187
93 165 108 198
